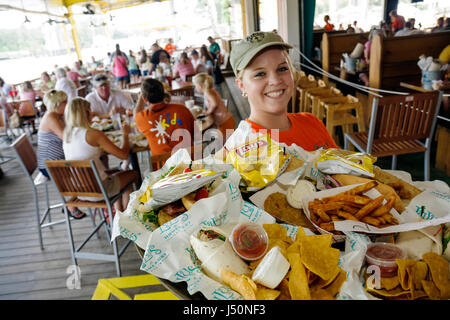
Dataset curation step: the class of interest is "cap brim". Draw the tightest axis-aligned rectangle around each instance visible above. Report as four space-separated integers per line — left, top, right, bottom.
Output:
235 42 293 75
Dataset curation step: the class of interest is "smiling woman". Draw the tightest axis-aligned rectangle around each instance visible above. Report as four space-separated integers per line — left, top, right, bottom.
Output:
230 31 338 152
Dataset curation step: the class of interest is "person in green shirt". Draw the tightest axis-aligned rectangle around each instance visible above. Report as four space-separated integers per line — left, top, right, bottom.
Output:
39 71 55 92
128 50 140 83
207 36 221 60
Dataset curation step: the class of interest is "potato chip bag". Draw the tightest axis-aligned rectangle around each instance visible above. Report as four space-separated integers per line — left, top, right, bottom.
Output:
225 134 291 191
316 148 377 177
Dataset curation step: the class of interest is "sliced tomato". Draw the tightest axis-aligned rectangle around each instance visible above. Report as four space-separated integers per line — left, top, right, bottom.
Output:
183 168 193 173
195 188 209 201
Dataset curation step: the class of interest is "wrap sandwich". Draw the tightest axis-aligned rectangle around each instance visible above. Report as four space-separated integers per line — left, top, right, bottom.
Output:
190 226 250 283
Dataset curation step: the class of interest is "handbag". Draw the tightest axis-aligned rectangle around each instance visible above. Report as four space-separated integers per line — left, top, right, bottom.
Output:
9 110 22 128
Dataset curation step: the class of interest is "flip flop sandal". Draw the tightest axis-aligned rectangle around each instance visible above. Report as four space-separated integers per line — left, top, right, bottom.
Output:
62 208 87 220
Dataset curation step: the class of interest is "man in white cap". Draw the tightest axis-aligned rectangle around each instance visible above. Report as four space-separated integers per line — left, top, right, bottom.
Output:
86 73 133 118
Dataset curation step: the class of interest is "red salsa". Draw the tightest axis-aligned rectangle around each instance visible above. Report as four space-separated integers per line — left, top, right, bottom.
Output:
231 223 268 261
365 243 406 277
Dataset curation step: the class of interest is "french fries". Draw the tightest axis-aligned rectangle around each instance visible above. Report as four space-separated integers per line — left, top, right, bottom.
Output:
308 181 399 233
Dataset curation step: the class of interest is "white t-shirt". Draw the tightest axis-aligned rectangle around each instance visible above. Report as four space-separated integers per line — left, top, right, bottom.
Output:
86 88 133 116
55 78 77 102
192 57 207 74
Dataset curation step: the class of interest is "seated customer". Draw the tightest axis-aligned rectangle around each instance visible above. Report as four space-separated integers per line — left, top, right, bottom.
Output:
63 97 138 212
193 72 235 139
86 73 133 118
134 78 195 156
173 52 195 82
229 31 338 151
37 90 85 219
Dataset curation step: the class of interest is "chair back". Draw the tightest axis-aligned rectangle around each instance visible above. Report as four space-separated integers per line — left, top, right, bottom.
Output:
0 107 7 130
169 85 195 97
11 100 35 117
45 160 104 198
184 74 195 82
76 85 87 98
371 91 441 144
127 82 142 89
11 133 37 176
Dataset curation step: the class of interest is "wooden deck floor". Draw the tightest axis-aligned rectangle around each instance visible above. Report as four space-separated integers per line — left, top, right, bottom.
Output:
0 90 244 300
0 140 154 300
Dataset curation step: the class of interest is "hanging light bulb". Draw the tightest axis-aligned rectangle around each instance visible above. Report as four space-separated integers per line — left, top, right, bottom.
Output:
24 15 31 23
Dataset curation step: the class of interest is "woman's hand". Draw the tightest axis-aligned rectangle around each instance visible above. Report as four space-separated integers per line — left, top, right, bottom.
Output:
122 122 130 136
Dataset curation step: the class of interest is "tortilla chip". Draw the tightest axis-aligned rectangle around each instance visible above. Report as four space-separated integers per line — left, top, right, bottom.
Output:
396 259 417 290
313 267 341 289
422 252 450 299
310 287 335 300
256 285 280 300
285 156 305 172
276 278 291 300
411 261 428 291
287 252 311 300
263 223 293 244
422 280 441 300
221 269 257 300
365 285 410 298
380 276 400 291
300 234 339 281
323 269 347 297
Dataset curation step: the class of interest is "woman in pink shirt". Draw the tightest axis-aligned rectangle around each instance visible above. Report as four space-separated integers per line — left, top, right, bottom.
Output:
112 49 129 89
173 52 195 82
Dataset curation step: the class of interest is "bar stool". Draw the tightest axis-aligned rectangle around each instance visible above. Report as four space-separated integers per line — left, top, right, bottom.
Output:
320 95 366 146
306 85 342 116
295 75 321 113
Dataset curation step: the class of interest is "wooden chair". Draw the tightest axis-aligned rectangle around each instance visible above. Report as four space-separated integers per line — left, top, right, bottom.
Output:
45 159 137 277
127 82 142 89
306 86 342 116
295 76 322 113
184 74 195 83
344 91 443 181
169 85 195 97
10 134 65 250
0 106 15 143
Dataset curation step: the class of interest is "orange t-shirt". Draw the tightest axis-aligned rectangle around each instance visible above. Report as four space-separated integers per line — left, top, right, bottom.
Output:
324 22 335 31
245 113 338 151
135 103 195 156
164 43 177 56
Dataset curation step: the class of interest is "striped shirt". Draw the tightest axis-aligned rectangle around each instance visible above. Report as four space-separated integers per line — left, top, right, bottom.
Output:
37 130 65 170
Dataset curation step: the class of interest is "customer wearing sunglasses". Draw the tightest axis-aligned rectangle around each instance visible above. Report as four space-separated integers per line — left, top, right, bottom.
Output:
86 73 133 119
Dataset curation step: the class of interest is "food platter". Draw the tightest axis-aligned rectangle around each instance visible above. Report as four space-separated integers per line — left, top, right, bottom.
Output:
112 132 450 300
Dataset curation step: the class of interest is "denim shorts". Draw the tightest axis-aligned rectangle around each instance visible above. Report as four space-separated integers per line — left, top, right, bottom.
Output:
116 75 129 82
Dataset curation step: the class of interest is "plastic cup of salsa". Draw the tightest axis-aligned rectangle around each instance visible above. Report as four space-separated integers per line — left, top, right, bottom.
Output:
230 222 269 261
365 242 406 277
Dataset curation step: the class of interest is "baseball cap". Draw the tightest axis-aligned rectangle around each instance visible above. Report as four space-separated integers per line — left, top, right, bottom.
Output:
92 73 110 86
229 31 293 76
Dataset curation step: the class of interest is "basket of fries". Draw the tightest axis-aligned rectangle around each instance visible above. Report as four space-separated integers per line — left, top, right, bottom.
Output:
302 181 403 242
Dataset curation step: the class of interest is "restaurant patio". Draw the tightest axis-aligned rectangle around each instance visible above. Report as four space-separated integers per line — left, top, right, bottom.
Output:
0 0 449 303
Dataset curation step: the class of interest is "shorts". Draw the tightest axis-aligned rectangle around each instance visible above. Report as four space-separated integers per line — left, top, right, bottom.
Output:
142 70 149 76
116 75 129 82
101 174 121 198
129 69 140 76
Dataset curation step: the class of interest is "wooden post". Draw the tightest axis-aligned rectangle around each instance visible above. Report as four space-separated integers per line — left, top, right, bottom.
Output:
321 32 330 83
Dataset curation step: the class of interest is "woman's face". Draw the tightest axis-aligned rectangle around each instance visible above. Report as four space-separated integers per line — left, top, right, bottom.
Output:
56 100 67 114
236 48 294 117
193 81 204 94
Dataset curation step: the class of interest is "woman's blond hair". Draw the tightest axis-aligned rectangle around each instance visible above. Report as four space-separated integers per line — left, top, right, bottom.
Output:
43 90 67 113
193 72 214 90
63 97 91 142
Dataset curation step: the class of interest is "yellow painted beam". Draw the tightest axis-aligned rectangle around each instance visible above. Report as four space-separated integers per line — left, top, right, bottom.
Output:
65 3 82 61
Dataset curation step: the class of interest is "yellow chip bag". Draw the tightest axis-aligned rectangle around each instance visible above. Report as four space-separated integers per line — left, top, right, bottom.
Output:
225 134 291 191
316 148 377 177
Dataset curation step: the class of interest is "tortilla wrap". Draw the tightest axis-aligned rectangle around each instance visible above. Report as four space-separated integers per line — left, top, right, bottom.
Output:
190 227 250 283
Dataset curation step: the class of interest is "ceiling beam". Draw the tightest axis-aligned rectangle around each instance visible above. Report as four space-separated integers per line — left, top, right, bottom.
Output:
0 4 66 18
